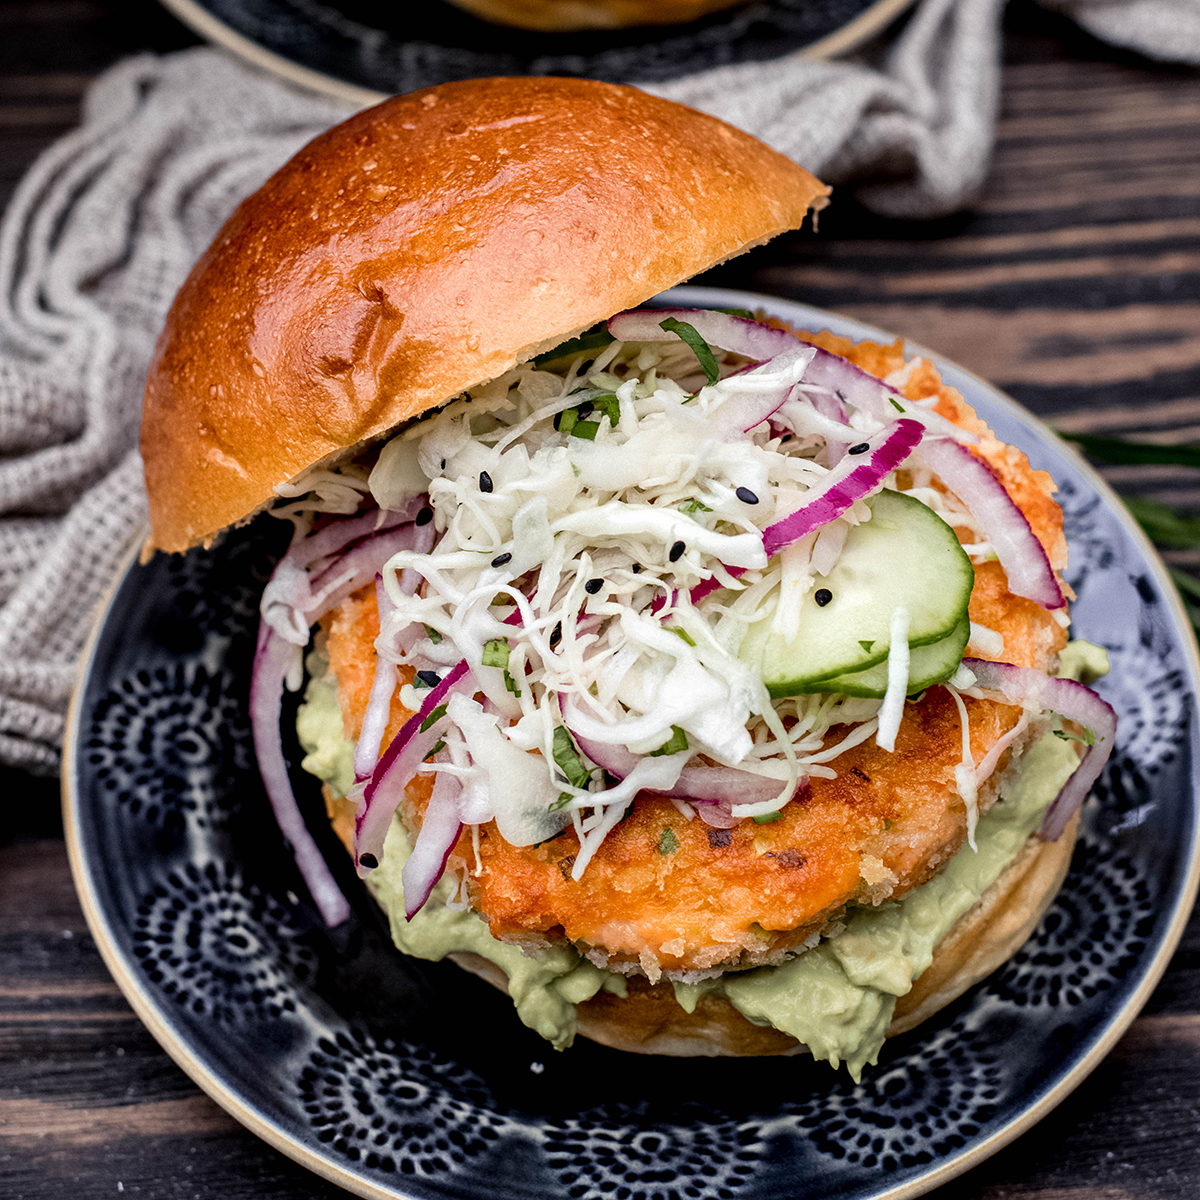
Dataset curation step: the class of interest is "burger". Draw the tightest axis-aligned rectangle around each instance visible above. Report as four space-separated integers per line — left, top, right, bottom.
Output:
140 76 1116 1079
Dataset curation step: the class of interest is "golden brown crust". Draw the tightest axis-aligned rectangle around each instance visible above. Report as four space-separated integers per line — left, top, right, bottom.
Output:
141 77 828 552
326 788 1079 1056
442 0 750 30
450 814 1080 1056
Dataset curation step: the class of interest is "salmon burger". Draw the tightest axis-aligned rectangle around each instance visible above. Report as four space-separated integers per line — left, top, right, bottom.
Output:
140 76 1116 1077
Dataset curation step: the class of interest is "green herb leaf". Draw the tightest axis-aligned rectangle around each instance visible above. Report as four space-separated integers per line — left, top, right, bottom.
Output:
533 326 615 367
550 792 574 812
650 725 689 757
667 626 697 647
503 668 522 697
557 407 579 435
716 307 755 319
1059 431 1200 470
552 726 592 789
1054 727 1096 747
753 811 783 824
424 625 442 644
889 398 906 413
859 639 875 652
660 317 720 386
424 739 446 761
657 827 680 856
1169 568 1200 603
571 419 601 441
593 393 621 425
1123 495 1200 548
419 703 448 733
482 638 510 668
679 498 712 514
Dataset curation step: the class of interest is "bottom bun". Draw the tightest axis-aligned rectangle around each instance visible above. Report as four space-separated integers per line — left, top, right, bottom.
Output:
446 811 1079 1057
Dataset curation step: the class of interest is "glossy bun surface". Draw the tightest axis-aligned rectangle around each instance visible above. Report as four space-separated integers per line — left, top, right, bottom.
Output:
141 76 828 552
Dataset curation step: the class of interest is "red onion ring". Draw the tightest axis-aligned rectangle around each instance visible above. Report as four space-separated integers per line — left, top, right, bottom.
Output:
919 438 1065 609
400 768 464 920
355 659 472 877
293 496 426 572
250 626 351 927
689 419 923 605
609 307 795 361
961 658 1117 840
609 307 975 446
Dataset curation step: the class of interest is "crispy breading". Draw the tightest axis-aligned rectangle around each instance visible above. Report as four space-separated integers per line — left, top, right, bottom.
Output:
323 335 1067 978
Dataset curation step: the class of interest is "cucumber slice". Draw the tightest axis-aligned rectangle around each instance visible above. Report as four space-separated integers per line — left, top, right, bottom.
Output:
737 489 973 698
804 616 971 698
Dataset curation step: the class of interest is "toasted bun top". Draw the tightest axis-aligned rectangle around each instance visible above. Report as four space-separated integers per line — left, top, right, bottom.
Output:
141 76 828 552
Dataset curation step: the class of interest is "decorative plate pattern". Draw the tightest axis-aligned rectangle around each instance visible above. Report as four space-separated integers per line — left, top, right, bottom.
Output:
159 0 913 106
65 290 1200 1200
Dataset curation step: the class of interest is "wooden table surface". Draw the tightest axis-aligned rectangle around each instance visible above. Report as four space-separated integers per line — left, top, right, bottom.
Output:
2 1 1200 1196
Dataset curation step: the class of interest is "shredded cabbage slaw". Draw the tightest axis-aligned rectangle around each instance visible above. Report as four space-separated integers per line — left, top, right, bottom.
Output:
253 310 1107 924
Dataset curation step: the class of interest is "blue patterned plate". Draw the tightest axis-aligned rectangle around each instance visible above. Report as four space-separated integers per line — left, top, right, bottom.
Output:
64 289 1200 1200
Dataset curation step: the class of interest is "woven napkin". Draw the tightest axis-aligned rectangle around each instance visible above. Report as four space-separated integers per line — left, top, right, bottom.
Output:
0 0 1195 774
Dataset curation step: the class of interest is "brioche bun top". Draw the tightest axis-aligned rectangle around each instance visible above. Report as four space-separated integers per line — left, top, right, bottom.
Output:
140 76 829 553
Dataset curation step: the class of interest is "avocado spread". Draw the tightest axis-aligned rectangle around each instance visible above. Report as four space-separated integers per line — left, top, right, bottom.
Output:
296 642 1106 1073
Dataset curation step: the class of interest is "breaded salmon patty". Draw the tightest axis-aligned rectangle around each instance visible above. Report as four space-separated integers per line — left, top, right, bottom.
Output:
321 331 1068 980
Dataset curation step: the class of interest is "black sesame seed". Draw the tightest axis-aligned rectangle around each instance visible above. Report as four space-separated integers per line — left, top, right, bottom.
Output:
491 552 512 567
735 486 759 505
578 359 594 375
835 390 847 402
479 471 493 493
359 853 379 870
669 540 685 562
848 442 870 455
814 588 833 607
440 458 446 470
585 578 604 595
416 670 441 687
549 621 563 649
631 563 643 574
415 506 433 526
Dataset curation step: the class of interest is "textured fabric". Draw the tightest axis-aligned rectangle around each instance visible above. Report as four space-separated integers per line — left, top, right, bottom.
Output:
0 0 1193 773
1042 0 1200 63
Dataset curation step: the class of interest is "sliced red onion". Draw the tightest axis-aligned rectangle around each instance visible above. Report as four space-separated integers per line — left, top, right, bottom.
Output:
400 768 464 920
795 343 978 446
689 419 923 605
608 309 813 439
961 658 1117 840
609 307 796 361
562 696 797 811
306 524 426 619
693 802 740 829
920 438 1065 609
763 420 923 558
354 659 472 876
250 626 351 927
294 496 426 572
705 349 817 441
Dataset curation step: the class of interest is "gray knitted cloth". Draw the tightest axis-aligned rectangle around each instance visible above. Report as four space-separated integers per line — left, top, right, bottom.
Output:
0 0 1195 774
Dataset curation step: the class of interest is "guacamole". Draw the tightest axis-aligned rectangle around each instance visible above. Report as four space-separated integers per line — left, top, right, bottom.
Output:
297 642 1105 1074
